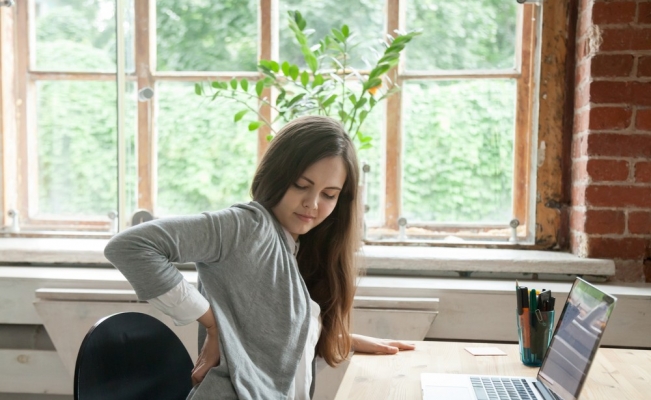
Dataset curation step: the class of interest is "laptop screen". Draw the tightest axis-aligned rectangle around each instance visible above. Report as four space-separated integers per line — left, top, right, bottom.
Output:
537 278 617 400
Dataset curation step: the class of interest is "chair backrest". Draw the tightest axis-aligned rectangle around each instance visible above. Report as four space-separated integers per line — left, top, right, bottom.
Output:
74 312 194 400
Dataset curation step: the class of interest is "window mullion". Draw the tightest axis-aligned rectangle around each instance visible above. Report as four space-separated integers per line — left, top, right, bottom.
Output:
135 0 156 213
15 0 32 222
258 0 277 160
384 0 404 230
513 4 537 234
0 5 18 228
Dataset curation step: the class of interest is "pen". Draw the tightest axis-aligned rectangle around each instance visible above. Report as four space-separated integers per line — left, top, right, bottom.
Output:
520 287 530 360
516 282 523 315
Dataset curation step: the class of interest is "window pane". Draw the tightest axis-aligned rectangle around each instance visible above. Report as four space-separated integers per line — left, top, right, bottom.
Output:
279 0 384 70
156 82 257 215
34 0 134 72
406 0 517 70
36 80 122 216
402 80 515 223
156 0 258 71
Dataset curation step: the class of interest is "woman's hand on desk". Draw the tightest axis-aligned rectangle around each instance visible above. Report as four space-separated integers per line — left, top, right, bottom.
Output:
351 334 415 354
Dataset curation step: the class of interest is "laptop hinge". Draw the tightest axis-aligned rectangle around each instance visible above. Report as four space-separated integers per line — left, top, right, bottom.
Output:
533 381 561 400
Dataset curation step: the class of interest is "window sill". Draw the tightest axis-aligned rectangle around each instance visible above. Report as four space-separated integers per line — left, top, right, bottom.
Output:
0 237 615 277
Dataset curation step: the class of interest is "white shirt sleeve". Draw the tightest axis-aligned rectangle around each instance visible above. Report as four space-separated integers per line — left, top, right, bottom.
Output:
148 278 210 326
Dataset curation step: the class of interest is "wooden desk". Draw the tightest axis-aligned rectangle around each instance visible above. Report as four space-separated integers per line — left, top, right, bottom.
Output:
334 341 651 399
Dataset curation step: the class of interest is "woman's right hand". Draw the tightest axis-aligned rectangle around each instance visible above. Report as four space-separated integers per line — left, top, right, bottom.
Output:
192 307 221 386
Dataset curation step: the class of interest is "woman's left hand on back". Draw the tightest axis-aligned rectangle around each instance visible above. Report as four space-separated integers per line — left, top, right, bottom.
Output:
351 333 416 354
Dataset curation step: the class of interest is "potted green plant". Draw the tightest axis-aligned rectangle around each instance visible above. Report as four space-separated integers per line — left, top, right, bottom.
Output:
195 10 420 150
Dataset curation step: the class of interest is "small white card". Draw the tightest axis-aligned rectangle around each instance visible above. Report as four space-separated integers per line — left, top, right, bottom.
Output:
464 347 507 356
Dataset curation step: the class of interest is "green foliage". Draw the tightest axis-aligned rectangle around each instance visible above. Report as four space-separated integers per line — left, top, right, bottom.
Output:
400 80 515 223
33 0 521 223
197 11 421 149
406 0 517 70
156 0 258 71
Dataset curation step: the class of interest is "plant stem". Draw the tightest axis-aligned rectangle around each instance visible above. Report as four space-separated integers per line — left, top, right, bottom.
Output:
217 92 278 135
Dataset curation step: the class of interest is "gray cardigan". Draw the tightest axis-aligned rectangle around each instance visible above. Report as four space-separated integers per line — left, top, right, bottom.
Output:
104 202 310 399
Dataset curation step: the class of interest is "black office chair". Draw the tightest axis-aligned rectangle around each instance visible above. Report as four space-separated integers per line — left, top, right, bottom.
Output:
74 312 194 400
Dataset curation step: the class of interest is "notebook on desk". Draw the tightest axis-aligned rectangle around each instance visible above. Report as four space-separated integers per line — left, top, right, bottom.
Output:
421 277 617 400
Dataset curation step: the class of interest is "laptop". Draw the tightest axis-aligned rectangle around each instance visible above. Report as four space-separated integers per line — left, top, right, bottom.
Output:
421 277 617 400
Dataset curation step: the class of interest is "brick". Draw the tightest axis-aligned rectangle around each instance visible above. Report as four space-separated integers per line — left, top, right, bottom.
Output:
587 159 630 182
588 236 648 259
635 161 651 183
574 109 590 133
578 10 593 38
575 61 591 86
575 85 590 109
590 81 632 104
576 37 591 62
593 1 636 24
591 54 634 77
585 185 651 207
571 210 586 232
572 159 589 183
589 107 632 130
572 135 589 158
632 82 651 106
637 109 651 131
588 133 651 158
572 184 587 207
600 28 651 51
585 209 626 234
629 211 651 234
639 56 651 78
639 2 651 24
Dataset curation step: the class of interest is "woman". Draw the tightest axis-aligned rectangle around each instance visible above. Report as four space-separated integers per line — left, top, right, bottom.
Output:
104 115 414 400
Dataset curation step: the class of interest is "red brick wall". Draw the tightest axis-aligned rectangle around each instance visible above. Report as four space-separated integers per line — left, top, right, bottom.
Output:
571 0 651 282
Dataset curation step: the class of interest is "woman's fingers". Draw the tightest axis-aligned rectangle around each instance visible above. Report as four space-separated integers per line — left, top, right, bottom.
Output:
191 362 210 386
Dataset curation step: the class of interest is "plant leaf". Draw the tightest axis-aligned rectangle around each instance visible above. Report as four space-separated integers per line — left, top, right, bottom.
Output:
234 110 248 122
312 74 324 88
300 71 310 87
256 80 265 97
331 28 346 43
194 83 202 95
240 79 249 92
322 94 337 108
266 134 274 142
341 24 349 38
359 110 368 124
248 121 263 131
364 77 383 91
230 78 238 90
289 65 300 81
287 92 306 107
281 61 291 76
305 53 318 73
348 94 357 106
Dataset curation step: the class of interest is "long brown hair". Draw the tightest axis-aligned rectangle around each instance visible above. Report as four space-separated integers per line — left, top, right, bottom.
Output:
251 115 359 366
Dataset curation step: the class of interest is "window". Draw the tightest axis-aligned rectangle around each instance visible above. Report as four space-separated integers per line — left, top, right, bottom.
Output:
1 0 545 245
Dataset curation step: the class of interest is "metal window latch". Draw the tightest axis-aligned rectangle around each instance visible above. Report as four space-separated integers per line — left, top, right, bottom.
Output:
1 0 15 7
107 211 118 234
138 87 154 102
398 217 407 241
509 218 520 243
7 209 19 233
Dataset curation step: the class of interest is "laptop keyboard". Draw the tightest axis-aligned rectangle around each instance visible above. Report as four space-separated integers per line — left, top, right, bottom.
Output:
470 377 536 400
